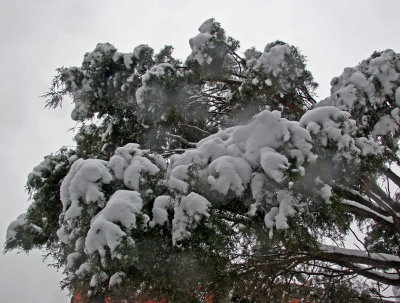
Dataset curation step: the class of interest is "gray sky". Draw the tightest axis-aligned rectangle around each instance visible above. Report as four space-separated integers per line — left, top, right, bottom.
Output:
0 0 399 302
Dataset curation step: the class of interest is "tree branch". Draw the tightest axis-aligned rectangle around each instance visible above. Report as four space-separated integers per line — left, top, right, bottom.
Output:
178 123 211 135
384 167 400 189
166 134 196 148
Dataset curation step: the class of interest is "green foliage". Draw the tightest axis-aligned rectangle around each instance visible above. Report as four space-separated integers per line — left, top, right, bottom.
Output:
5 148 74 252
6 18 400 302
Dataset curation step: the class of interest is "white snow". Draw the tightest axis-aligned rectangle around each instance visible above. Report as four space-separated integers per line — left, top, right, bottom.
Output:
109 272 126 287
319 184 332 201
171 192 211 245
55 144 167 271
90 272 109 287
355 137 383 156
321 244 400 263
123 55 133 69
149 193 211 246
198 18 214 34
300 106 377 158
27 156 53 185
168 165 190 193
342 200 394 223
109 143 164 190
109 154 128 180
264 207 279 229
187 18 216 65
314 177 332 201
66 252 81 270
188 33 213 65
372 115 399 138
75 262 91 277
56 226 70 244
250 43 293 78
166 109 315 232
149 195 174 227
6 213 27 241
368 50 399 95
260 148 289 183
207 156 252 196
274 190 296 230
60 158 112 220
141 63 174 83
85 190 143 259
123 156 160 190
323 49 400 142
135 63 176 106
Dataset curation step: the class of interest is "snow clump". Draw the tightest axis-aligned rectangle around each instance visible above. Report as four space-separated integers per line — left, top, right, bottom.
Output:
187 18 217 65
85 190 143 260
322 49 400 140
166 110 316 233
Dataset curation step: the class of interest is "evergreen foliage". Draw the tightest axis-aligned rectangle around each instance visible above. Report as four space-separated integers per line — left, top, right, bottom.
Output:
5 19 400 302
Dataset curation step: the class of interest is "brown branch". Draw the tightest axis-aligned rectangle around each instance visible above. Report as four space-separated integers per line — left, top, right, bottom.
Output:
312 255 400 286
315 246 400 269
166 134 196 148
333 187 388 217
178 123 211 135
298 83 316 105
275 94 305 116
231 72 247 79
364 180 400 213
341 203 396 231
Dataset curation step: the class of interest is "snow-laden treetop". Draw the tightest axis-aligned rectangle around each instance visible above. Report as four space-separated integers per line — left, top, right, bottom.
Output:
6 18 400 301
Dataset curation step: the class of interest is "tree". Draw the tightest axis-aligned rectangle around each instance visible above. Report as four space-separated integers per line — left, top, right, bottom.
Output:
5 18 400 302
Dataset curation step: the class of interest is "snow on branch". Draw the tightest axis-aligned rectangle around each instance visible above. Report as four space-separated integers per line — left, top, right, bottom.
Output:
319 244 400 268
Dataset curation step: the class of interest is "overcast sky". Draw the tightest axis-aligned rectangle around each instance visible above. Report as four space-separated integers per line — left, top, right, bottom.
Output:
1 1 400 302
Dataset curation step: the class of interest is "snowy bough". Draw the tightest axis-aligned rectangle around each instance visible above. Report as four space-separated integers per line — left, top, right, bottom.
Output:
5 19 400 302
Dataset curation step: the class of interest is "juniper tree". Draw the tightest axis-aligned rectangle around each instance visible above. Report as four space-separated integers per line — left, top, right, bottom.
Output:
5 19 400 302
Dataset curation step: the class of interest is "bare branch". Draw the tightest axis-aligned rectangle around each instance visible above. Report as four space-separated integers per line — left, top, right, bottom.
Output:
178 123 211 135
166 134 196 148
384 167 400 189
